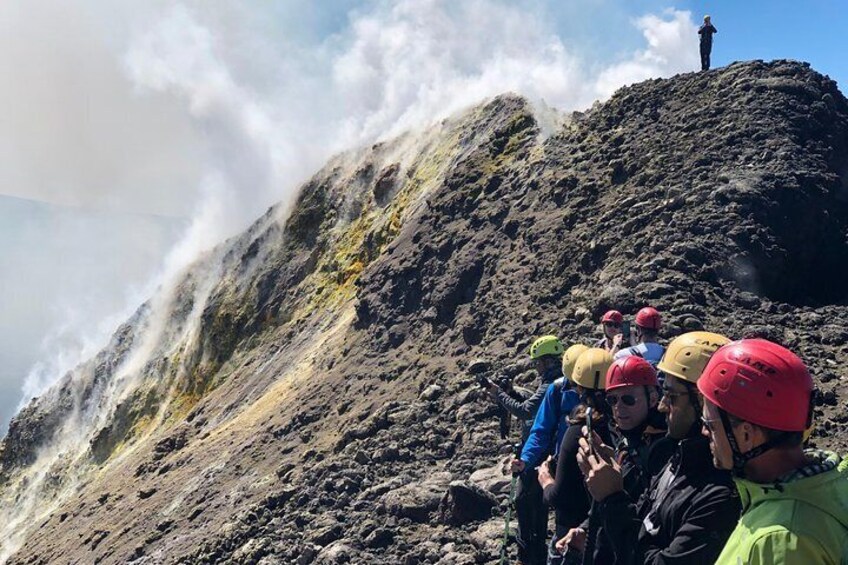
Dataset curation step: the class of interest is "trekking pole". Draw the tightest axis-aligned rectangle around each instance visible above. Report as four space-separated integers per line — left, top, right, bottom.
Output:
500 442 521 565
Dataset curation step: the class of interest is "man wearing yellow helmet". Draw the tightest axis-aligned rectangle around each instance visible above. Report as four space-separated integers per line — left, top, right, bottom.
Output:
486 336 571 441
578 332 741 564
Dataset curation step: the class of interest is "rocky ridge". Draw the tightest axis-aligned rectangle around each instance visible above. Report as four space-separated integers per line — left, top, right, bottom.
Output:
2 60 848 564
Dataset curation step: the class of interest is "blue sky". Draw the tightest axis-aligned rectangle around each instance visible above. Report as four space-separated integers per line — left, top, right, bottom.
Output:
258 1 848 90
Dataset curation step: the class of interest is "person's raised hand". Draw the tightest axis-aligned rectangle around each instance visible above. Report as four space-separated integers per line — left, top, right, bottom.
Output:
578 428 615 461
576 435 623 501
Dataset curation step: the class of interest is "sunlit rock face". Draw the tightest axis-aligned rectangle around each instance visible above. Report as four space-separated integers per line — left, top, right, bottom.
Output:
3 60 848 564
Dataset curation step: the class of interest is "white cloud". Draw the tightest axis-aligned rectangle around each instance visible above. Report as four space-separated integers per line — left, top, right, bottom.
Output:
330 0 593 141
329 2 700 141
0 196 184 428
124 4 280 244
594 9 698 99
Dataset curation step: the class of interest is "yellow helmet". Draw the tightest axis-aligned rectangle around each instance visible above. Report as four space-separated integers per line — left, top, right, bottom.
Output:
529 335 564 360
704 14 710 21
571 348 614 390
657 331 731 384
562 344 590 380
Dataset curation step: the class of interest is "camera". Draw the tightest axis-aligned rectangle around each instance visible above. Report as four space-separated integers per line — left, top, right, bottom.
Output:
476 374 493 388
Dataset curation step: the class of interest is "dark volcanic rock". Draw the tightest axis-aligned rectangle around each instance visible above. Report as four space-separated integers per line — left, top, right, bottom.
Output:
364 527 395 549
439 480 499 525
380 472 452 522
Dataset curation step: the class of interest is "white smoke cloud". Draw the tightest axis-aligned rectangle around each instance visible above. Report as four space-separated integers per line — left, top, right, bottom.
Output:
2 1 702 429
330 2 699 141
124 4 279 244
0 1 202 216
0 198 184 426
331 0 590 141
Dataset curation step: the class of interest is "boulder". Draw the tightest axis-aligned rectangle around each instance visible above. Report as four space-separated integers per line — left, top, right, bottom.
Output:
380 472 452 522
438 480 498 525
467 462 511 495
316 541 354 564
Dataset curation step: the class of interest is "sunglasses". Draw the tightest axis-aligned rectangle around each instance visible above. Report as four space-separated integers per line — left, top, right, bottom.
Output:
700 416 719 432
660 386 689 402
606 394 638 407
603 322 621 327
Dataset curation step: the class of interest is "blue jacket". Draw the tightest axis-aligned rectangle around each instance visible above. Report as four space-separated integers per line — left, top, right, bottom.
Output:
520 374 580 468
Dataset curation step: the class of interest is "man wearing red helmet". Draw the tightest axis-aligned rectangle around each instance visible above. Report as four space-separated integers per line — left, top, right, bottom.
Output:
614 307 664 369
595 310 623 352
699 339 848 564
558 357 672 562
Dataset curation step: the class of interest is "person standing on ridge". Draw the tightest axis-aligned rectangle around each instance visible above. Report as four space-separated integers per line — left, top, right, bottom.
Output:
488 336 576 565
698 339 848 564
614 307 664 372
698 15 717 71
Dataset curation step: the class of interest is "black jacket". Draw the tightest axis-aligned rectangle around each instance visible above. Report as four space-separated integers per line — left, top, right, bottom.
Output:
613 409 676 502
545 415 614 537
583 409 674 564
698 23 717 46
598 434 740 564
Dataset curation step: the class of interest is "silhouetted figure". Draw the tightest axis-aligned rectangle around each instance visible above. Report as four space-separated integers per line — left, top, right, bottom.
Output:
698 15 717 71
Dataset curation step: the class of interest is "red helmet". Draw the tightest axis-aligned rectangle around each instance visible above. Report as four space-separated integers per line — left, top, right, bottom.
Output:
697 339 813 432
606 356 658 391
635 307 661 330
601 310 623 324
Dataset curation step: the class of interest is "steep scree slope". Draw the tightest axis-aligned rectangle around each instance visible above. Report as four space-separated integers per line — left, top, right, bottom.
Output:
4 60 848 564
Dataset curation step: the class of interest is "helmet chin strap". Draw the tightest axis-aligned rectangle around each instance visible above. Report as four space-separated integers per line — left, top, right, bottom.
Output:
683 381 701 416
717 409 788 478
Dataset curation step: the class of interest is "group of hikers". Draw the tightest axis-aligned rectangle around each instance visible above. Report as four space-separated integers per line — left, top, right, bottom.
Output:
482 306 848 565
